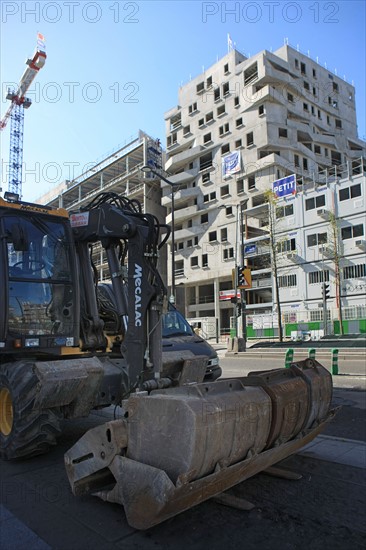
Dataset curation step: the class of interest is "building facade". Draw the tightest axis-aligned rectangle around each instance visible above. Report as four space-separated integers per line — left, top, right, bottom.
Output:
164 44 366 337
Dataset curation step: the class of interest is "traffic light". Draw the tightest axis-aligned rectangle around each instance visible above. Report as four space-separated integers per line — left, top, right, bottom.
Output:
237 266 252 289
322 283 330 301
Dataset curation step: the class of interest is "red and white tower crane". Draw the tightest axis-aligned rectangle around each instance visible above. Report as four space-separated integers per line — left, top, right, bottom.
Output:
1 33 47 196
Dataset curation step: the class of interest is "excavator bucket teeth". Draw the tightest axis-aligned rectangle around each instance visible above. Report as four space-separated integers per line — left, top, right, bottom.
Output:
65 360 335 530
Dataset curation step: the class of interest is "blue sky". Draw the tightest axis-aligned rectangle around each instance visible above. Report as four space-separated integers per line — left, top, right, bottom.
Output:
1 0 365 202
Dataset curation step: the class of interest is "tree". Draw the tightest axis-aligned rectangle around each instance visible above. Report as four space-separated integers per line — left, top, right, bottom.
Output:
264 190 284 342
325 210 344 335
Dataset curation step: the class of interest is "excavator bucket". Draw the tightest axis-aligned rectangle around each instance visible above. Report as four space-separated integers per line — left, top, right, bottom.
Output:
65 359 335 530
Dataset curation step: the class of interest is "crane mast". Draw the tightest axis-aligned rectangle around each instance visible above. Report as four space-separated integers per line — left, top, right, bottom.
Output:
0 33 46 196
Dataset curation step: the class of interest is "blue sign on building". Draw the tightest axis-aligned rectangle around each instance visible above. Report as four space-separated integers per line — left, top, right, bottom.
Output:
272 174 296 198
244 244 257 255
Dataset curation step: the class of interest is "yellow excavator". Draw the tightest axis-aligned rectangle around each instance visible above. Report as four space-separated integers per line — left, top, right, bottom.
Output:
0 192 335 529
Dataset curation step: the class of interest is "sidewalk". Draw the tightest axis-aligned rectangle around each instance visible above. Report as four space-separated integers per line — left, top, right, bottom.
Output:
299 435 366 469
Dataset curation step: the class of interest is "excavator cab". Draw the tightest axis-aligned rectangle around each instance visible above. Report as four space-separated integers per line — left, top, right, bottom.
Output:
0 199 79 353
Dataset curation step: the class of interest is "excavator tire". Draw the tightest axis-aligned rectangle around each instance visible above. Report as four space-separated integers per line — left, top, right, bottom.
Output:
0 362 61 460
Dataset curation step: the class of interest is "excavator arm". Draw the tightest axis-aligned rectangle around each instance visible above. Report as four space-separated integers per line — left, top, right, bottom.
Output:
70 193 169 391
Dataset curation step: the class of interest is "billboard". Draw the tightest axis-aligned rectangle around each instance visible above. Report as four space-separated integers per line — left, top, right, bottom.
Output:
272 174 296 198
222 151 241 176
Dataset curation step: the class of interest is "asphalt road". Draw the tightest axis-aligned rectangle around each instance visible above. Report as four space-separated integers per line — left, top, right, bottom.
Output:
218 351 366 387
1 375 365 549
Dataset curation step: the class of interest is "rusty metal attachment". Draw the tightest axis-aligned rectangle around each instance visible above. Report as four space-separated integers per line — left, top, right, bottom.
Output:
65 359 334 530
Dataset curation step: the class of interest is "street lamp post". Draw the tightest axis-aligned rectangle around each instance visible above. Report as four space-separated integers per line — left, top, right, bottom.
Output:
141 165 177 304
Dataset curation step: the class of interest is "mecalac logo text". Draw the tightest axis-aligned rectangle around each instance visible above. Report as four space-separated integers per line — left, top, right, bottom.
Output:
134 264 142 327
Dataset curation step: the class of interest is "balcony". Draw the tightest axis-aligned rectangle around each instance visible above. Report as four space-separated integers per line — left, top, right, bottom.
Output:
162 186 200 207
167 204 198 224
165 145 205 171
161 167 199 187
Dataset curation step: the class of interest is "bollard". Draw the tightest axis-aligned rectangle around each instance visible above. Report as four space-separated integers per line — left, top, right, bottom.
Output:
308 348 316 360
285 348 294 369
331 348 339 375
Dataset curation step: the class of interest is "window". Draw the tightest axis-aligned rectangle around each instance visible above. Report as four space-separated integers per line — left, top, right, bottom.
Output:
244 62 258 85
312 68 317 78
209 231 217 242
287 93 294 102
188 102 198 114
167 133 177 147
206 76 212 88
307 233 327 247
223 247 234 260
200 153 212 171
305 194 326 210
303 158 308 170
224 63 229 74
304 81 310 91
183 125 191 136
295 59 299 69
341 224 364 240
221 144 230 155
317 109 322 119
236 117 243 128
278 238 296 253
226 206 233 216
235 139 242 148
276 204 294 217
178 242 184 250
234 96 240 107
300 62 306 75
313 86 317 96
196 82 205 93
203 191 216 203
309 270 329 284
324 148 329 157
303 102 309 112
205 111 214 123
335 119 342 129
248 175 256 190
203 132 212 144
223 82 230 96
310 310 331 322
187 239 193 248
333 82 339 92
343 264 366 280
214 87 220 101
246 132 254 146
217 104 226 116
201 213 208 224
294 154 300 168
191 256 199 267
198 118 205 127
314 144 321 155
202 172 210 183
237 178 244 193
202 254 208 268
278 128 288 138
278 274 297 288
221 184 229 197
339 184 362 201
219 123 229 136
221 228 228 242
258 104 265 115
